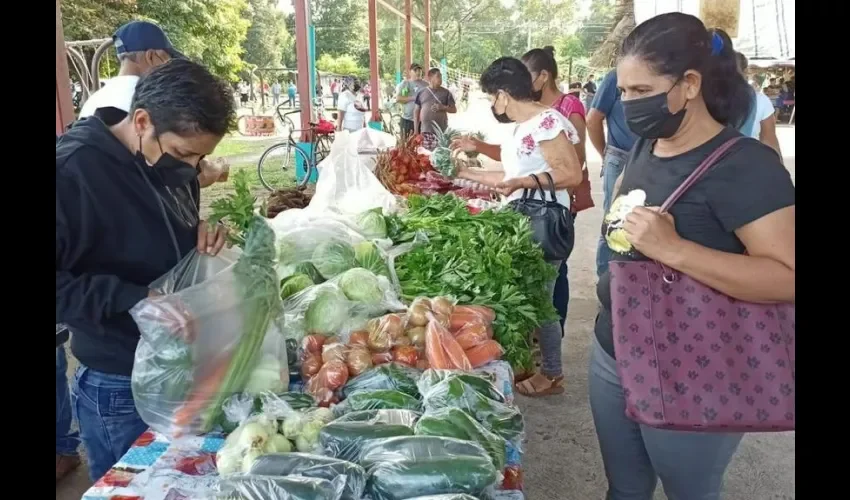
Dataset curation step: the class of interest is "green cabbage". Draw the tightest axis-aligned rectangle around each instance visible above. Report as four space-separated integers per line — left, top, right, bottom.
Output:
311 241 358 279
356 208 388 239
354 241 390 277
338 268 383 304
305 287 350 335
294 262 325 284
280 273 314 299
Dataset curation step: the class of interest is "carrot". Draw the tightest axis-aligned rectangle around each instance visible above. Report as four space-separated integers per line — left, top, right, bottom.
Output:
456 329 490 350
449 312 486 333
425 321 450 369
455 305 496 324
465 340 504 368
172 353 232 434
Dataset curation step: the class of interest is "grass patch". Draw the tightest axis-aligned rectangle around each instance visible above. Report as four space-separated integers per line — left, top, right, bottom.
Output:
212 135 281 159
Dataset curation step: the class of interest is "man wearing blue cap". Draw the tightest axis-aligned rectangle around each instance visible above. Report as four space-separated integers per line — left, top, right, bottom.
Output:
79 20 184 125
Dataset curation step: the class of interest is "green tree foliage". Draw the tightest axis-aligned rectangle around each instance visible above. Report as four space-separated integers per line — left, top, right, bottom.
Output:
311 0 367 58
242 0 291 70
577 0 616 56
316 53 364 77
60 0 137 41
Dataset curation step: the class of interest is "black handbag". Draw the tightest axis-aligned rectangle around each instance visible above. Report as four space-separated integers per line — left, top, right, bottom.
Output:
508 172 575 262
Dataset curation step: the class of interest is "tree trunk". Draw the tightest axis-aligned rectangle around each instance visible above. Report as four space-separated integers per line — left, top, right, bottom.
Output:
590 0 635 68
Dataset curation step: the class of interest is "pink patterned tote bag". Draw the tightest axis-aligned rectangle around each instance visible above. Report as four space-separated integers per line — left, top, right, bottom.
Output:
610 137 795 432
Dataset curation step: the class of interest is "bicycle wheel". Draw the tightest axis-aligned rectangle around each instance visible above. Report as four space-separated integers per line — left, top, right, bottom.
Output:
257 142 302 191
315 135 333 163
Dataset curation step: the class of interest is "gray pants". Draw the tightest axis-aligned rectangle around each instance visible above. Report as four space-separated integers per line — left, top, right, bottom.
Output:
589 339 742 500
538 261 564 378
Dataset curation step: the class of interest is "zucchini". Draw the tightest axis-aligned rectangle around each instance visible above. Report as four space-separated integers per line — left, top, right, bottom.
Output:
218 474 340 500
277 392 316 411
422 379 523 443
414 408 506 470
345 390 423 413
359 435 489 469
320 421 414 462
367 456 498 500
333 409 421 427
248 452 365 500
342 363 421 398
418 371 505 403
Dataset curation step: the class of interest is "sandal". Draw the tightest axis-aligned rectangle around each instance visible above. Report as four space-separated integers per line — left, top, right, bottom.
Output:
515 373 565 397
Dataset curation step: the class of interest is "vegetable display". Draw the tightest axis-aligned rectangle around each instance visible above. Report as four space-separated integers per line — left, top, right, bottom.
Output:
319 421 415 462
367 455 498 500
387 194 558 371
374 134 433 196
248 453 366 500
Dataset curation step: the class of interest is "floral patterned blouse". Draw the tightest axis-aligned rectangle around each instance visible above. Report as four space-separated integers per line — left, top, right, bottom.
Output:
500 108 579 208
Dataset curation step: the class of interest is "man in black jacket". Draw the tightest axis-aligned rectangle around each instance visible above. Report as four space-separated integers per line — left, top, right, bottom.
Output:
56 59 234 481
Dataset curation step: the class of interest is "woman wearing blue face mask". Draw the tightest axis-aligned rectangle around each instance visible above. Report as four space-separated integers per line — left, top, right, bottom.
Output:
452 57 583 397
591 13 795 499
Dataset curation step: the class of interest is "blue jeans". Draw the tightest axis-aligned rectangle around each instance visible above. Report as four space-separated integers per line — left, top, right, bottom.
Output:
596 148 629 277
56 345 80 456
71 365 148 482
588 339 743 500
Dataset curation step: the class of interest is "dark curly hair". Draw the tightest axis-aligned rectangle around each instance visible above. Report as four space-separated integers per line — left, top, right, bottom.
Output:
479 57 534 101
130 58 237 137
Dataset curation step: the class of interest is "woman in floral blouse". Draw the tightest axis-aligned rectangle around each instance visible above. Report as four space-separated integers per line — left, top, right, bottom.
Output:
452 57 583 396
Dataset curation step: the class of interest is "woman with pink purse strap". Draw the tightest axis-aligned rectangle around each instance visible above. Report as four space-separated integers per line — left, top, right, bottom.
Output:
591 13 795 500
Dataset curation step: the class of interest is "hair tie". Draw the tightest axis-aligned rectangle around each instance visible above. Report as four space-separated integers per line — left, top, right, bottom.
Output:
710 32 724 56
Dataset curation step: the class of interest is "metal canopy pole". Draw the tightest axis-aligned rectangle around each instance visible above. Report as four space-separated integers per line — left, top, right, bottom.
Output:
293 0 313 141
56 0 75 135
404 0 412 70
424 0 431 68
368 0 380 123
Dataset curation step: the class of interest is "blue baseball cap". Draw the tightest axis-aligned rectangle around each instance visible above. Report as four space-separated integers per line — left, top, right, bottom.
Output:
113 21 185 60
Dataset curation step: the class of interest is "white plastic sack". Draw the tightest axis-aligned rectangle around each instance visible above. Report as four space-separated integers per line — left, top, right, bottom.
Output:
308 130 399 216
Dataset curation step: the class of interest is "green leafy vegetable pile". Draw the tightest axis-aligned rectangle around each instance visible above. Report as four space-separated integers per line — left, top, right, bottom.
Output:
387 194 557 370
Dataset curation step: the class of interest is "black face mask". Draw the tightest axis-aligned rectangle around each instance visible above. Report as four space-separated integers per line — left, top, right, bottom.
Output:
621 83 687 139
491 106 513 124
136 136 200 187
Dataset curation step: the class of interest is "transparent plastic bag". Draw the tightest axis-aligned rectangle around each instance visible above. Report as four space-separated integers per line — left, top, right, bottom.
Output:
414 407 507 470
319 420 414 462
332 409 421 427
334 389 423 416
214 474 345 500
341 363 422 398
130 218 286 437
417 370 506 404
215 414 282 475
358 435 491 468
219 391 317 434
366 454 499 500
308 129 399 215
248 453 366 500
403 496 481 500
419 371 524 446
425 316 472 371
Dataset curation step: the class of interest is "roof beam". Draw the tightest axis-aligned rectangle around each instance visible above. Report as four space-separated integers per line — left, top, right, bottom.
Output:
376 0 426 31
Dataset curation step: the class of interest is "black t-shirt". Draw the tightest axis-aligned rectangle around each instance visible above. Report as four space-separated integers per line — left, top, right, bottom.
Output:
583 81 597 94
594 127 795 358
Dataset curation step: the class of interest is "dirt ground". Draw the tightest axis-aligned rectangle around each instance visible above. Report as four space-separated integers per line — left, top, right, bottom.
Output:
56 109 795 500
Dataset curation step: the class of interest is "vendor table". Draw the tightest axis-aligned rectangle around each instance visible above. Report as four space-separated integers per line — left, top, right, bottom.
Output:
82 361 524 500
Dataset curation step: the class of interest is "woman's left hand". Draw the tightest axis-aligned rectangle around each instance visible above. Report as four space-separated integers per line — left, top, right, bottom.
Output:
197 220 228 256
495 177 524 197
623 207 684 262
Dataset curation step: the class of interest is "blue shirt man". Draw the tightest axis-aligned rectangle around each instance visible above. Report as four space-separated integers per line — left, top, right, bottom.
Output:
586 69 638 277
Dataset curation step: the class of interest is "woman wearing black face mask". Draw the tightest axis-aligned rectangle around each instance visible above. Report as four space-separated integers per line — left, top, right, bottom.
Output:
591 13 795 498
56 59 236 482
452 57 583 397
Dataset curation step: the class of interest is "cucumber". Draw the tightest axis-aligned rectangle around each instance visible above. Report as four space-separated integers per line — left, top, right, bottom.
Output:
359 435 489 469
418 371 505 403
248 452 365 500
367 456 498 500
218 474 340 500
277 392 316 410
345 390 423 413
414 408 506 470
320 422 414 462
333 409 421 427
342 363 421 398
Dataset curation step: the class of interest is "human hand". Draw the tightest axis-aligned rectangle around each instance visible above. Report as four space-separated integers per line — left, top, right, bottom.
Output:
450 136 477 153
494 177 524 197
430 103 444 113
622 206 684 262
197 220 228 256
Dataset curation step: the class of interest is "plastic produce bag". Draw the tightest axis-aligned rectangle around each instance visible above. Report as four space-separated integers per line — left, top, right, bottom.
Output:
418 371 506 404
367 455 499 500
333 409 421 427
335 389 423 416
248 452 366 500
213 474 345 500
319 421 414 462
402 496 480 500
342 363 421 398
130 217 286 437
358 435 491 468
308 128 399 215
419 371 523 446
414 407 507 470
425 316 472 371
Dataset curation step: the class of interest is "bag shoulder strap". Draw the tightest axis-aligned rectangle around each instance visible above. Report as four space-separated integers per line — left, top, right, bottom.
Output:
527 173 545 200
660 136 743 212
541 171 558 202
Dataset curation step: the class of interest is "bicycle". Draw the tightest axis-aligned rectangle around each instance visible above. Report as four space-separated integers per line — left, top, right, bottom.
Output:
257 112 335 191
381 110 403 136
236 104 276 137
